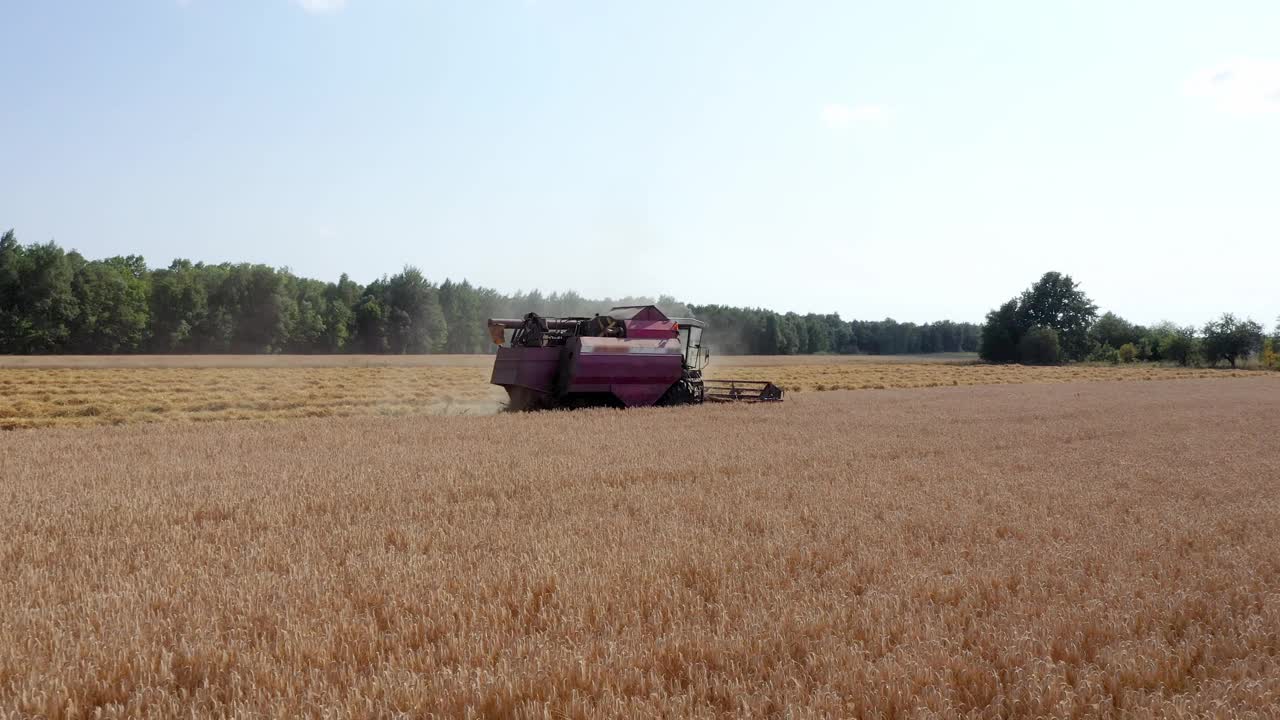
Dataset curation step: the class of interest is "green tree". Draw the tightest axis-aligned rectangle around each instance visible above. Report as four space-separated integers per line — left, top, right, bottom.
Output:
802 315 831 354
1016 272 1098 361
979 299 1022 363
1201 313 1264 368
761 313 783 355
1141 322 1172 363
385 267 447 353
0 230 27 350
0 237 79 353
286 276 329 353
194 264 295 353
1270 318 1280 369
1151 323 1197 366
824 314 856 353
354 291 389 353
148 260 209 352
238 265 295 353
439 279 488 353
355 268 447 354
69 256 150 353
1089 312 1140 351
1263 337 1278 371
320 274 360 352
777 313 802 355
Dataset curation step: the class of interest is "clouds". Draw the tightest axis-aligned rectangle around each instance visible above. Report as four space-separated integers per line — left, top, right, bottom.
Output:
1185 58 1280 116
294 0 347 14
820 103 889 130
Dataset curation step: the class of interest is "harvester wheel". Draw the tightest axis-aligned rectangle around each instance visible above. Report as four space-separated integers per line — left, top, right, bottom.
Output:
657 379 701 406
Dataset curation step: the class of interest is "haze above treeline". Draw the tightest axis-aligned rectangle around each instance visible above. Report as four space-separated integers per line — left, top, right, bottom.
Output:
0 231 979 356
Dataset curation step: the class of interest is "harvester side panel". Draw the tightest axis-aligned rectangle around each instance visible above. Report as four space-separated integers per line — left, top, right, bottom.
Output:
564 336 684 407
491 346 559 396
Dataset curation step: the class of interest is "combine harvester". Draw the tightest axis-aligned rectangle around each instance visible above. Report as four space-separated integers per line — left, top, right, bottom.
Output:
487 305 783 410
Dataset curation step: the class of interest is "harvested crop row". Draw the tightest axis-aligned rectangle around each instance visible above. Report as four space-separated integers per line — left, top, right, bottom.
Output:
2 378 1278 718
714 362 1256 392
0 361 1262 429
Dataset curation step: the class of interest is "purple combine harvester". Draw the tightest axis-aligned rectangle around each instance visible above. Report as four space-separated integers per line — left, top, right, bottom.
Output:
487 305 783 410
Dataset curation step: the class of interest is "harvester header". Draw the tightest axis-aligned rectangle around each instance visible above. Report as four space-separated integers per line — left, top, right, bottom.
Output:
487 305 783 410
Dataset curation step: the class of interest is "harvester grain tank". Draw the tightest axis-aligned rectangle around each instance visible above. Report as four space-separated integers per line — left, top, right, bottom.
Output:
487 305 783 410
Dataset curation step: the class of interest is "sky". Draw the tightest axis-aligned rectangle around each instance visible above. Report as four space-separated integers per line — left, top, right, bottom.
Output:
1 1 1277 327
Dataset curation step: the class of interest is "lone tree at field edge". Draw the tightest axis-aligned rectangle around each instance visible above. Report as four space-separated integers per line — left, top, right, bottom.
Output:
979 272 1098 364
1015 272 1098 361
1201 313 1264 368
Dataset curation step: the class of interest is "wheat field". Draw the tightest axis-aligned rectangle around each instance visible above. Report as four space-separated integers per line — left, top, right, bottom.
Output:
0 355 1261 429
2 378 1278 718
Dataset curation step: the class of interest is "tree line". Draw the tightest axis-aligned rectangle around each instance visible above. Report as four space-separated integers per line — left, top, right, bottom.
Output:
0 230 979 356
690 305 978 355
979 271 1279 369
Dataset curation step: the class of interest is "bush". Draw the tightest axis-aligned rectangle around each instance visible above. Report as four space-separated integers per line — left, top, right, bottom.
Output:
1117 343 1137 363
1264 338 1279 371
1088 343 1120 364
1018 326 1061 365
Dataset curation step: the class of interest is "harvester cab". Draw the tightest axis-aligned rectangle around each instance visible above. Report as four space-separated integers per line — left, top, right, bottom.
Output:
487 305 782 410
672 318 708 372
